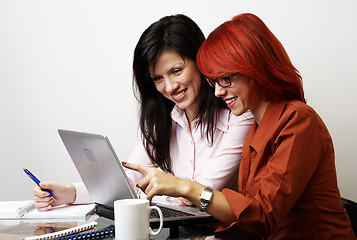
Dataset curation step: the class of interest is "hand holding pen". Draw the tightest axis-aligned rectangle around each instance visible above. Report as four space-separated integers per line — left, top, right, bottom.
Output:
24 168 58 201
26 170 78 211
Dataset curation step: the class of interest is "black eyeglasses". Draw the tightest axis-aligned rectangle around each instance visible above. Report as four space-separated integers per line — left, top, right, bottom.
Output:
205 73 239 88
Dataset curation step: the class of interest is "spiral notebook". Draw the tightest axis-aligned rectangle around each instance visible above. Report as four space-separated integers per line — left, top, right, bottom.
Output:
24 222 97 240
53 227 115 240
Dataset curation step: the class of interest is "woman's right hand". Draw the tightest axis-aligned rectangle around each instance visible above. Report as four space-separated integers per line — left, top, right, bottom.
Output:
33 182 76 211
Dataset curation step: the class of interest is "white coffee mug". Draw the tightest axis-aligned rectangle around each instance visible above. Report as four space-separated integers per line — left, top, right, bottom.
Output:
114 199 163 240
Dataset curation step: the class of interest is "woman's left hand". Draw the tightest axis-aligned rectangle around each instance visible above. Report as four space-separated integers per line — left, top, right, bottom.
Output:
175 197 194 206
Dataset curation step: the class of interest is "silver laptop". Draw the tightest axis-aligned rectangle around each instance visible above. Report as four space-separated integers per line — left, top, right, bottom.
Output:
58 129 210 223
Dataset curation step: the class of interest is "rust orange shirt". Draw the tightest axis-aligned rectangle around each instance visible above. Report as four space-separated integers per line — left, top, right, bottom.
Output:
217 100 356 239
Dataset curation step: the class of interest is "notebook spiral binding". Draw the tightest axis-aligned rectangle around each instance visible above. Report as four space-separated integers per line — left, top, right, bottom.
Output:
24 222 98 240
53 227 115 240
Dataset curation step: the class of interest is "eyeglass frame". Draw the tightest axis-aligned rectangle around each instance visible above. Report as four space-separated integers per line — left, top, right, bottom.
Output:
205 73 240 88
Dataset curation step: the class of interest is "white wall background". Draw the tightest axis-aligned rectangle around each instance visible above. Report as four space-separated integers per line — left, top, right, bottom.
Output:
1 0 356 202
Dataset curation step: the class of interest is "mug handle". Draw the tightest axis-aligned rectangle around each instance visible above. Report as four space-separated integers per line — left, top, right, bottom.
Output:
149 206 163 236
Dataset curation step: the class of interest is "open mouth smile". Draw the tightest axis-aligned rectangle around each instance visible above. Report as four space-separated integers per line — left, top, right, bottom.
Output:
172 89 187 101
224 97 238 108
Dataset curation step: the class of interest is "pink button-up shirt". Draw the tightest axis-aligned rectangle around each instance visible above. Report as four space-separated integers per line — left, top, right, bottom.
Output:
74 106 254 204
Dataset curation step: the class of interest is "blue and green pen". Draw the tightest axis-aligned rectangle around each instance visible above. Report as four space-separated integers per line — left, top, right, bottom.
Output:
23 168 58 201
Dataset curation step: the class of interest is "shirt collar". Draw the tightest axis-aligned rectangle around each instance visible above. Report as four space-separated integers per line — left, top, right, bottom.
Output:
171 105 193 130
215 108 231 133
246 100 288 153
171 105 230 133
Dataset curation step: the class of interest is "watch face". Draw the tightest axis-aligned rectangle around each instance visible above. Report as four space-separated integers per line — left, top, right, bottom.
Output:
201 188 212 200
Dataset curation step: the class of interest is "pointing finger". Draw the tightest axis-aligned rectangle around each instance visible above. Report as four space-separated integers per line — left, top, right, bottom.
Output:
122 162 150 176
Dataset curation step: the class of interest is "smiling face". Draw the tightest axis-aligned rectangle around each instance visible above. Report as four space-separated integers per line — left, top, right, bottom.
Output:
213 74 252 116
150 49 202 119
213 74 268 123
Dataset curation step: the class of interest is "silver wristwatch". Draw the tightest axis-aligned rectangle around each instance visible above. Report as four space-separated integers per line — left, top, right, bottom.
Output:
199 186 213 212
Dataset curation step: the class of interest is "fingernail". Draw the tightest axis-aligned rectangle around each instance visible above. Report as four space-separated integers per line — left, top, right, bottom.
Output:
136 184 140 188
122 161 127 165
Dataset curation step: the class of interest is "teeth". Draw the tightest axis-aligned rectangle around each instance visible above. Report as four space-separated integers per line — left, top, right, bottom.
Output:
225 97 237 104
173 90 185 99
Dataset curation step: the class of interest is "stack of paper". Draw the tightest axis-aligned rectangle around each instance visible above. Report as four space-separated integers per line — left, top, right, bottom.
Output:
0 200 95 219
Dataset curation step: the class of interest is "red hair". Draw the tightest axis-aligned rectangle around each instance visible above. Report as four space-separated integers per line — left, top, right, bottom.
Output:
197 13 305 103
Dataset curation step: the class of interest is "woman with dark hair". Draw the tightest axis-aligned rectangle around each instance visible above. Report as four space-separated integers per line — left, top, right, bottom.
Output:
124 13 356 239
32 14 253 209
132 14 246 175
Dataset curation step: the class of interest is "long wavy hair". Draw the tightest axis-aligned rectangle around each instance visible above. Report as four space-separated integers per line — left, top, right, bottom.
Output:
133 14 226 173
197 13 305 103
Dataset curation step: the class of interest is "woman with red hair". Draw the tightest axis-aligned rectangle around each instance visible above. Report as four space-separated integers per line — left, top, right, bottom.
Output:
124 13 355 239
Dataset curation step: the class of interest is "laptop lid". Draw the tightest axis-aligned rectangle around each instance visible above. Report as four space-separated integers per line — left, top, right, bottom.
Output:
58 129 137 208
58 129 211 222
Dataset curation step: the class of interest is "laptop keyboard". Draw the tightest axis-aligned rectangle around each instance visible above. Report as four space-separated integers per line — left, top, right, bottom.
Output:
150 204 194 219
